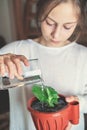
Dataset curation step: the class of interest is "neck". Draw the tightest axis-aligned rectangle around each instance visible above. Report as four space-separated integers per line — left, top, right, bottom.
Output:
34 37 71 47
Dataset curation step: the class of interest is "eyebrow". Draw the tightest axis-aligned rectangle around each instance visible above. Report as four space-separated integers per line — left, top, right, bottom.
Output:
47 16 77 25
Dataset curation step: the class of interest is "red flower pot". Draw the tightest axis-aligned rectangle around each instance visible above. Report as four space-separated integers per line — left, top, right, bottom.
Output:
27 96 79 130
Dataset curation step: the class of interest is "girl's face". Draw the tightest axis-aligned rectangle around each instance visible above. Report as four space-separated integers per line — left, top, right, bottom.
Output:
40 2 78 47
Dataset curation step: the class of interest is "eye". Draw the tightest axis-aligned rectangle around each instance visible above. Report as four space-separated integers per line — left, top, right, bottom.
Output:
63 24 77 30
45 19 55 26
64 25 72 30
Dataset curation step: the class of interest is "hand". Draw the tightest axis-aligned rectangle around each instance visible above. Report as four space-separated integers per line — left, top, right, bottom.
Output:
65 122 72 130
0 53 29 79
65 96 79 130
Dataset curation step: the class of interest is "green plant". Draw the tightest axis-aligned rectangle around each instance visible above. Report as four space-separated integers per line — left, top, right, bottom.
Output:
32 84 59 107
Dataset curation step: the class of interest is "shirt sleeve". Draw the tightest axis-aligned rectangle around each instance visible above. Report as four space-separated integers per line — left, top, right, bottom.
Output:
0 40 31 58
0 41 22 54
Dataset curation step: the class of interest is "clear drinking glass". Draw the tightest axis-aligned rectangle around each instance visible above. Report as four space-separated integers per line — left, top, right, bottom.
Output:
0 59 42 90
23 59 41 77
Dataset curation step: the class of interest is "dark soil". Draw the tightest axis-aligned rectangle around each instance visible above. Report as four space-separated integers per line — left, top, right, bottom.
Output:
31 96 68 112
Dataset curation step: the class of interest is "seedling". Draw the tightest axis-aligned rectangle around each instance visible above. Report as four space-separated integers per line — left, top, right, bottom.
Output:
32 84 59 107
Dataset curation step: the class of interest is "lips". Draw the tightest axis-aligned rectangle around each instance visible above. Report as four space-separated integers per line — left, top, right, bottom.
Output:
51 39 60 44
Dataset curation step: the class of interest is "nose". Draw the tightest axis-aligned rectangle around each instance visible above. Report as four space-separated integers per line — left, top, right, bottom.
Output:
51 26 61 40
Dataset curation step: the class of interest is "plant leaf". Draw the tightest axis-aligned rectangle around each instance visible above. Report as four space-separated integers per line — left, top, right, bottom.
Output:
32 84 47 102
32 84 59 107
45 87 59 107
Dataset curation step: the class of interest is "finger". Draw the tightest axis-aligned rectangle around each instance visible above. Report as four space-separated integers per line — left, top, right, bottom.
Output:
14 72 24 80
8 61 23 80
8 64 23 80
11 55 29 75
4 58 16 79
0 56 7 76
11 54 29 66
11 58 23 75
66 96 79 102
12 55 29 66
5 65 9 74
66 96 74 102
0 63 6 76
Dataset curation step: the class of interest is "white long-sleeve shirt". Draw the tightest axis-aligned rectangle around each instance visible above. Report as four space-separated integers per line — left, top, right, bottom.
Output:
0 39 87 130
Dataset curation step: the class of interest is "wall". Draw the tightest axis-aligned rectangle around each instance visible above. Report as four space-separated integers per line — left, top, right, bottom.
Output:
0 0 16 43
